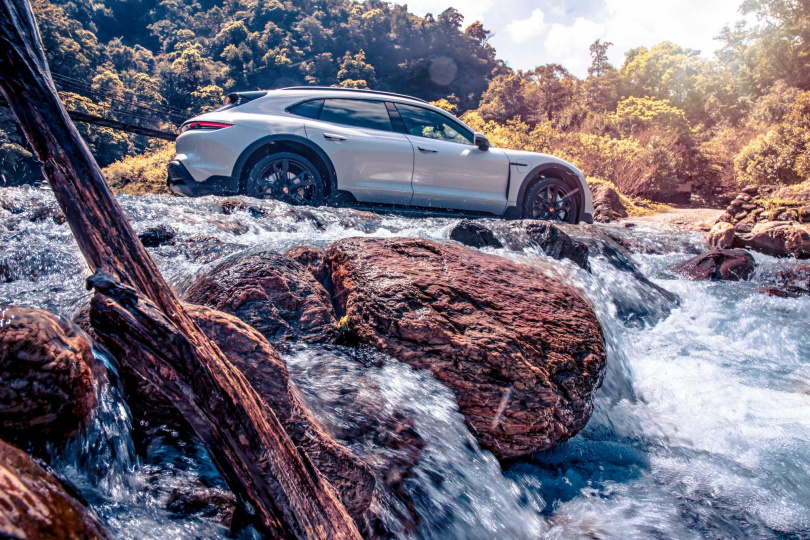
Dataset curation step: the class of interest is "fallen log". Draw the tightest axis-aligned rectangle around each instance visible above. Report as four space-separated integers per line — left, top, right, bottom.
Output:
0 1 361 538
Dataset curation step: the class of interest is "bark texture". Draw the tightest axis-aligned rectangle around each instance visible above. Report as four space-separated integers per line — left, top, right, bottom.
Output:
327 237 606 460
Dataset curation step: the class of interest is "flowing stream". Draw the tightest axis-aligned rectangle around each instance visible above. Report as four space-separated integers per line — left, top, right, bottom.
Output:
1 186 809 539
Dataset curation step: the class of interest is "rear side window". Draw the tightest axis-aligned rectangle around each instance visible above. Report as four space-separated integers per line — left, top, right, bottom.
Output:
288 99 323 119
394 103 473 144
319 99 392 132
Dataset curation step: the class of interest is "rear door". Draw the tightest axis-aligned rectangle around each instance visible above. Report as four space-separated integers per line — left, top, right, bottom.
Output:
300 98 414 205
392 102 510 214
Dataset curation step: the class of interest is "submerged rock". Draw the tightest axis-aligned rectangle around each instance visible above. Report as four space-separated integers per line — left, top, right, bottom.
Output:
0 439 109 539
449 219 504 249
669 250 756 281
0 305 98 447
183 251 337 345
179 234 243 264
327 237 606 460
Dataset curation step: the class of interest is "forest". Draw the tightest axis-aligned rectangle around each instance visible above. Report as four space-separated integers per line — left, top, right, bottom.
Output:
0 0 808 204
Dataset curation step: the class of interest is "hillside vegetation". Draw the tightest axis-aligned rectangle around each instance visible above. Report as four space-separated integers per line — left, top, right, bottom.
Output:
0 0 808 204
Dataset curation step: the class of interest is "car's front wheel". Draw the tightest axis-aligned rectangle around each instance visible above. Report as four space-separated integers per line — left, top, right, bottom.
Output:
245 152 324 206
523 177 579 223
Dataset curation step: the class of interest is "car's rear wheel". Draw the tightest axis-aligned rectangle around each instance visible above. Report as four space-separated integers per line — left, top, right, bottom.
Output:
523 177 579 223
245 152 324 206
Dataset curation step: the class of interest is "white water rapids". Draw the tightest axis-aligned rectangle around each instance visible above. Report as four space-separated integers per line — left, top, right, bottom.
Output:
1 186 808 539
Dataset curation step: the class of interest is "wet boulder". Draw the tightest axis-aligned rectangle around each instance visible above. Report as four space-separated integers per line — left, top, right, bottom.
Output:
183 251 337 345
0 439 109 539
669 250 756 281
449 219 504 249
707 222 736 249
284 244 330 285
327 237 606 460
759 285 810 298
741 221 810 259
524 221 589 270
137 225 175 247
0 305 98 446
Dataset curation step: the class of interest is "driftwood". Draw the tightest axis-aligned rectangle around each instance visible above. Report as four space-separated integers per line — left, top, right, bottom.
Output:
0 1 361 538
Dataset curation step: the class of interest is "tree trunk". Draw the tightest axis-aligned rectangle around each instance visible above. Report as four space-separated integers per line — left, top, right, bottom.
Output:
0 1 361 538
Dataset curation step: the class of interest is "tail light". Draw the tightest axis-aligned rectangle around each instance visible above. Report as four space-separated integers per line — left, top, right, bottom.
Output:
180 121 232 133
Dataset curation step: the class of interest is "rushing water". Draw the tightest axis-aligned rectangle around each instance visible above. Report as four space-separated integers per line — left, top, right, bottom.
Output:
1 186 809 539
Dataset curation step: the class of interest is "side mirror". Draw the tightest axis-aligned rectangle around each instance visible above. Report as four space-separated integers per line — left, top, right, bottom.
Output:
474 132 490 151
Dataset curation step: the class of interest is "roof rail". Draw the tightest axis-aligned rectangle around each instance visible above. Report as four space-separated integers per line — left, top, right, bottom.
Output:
279 86 429 103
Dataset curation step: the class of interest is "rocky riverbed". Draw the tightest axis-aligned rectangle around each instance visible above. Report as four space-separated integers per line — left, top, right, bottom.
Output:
1 186 809 539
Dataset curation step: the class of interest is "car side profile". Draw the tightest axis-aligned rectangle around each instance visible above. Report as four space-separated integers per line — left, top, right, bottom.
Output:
168 87 594 223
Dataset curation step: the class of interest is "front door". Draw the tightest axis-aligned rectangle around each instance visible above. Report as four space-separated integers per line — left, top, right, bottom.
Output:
393 102 509 214
304 98 414 205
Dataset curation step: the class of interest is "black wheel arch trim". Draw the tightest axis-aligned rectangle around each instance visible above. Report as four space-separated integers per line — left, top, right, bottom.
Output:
516 164 585 222
230 133 338 197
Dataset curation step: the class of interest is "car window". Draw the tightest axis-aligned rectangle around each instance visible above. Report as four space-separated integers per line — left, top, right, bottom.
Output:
319 99 393 131
394 103 473 144
288 99 323 119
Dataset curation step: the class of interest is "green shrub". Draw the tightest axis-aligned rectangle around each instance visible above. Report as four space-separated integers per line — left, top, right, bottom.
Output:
734 91 810 186
103 142 175 195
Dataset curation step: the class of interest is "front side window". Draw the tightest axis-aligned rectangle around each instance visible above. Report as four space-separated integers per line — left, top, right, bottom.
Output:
319 99 393 131
394 103 473 144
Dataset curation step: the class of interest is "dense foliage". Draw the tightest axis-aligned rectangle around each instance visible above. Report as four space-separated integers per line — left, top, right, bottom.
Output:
465 0 810 200
0 0 807 202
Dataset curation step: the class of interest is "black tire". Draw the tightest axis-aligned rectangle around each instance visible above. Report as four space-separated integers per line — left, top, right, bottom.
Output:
245 152 324 206
523 177 579 223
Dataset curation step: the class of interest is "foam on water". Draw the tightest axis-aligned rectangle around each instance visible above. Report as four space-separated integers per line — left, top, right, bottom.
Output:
2 187 809 539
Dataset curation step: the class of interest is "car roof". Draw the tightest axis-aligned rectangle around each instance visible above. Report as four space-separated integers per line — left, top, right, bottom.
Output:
278 86 429 104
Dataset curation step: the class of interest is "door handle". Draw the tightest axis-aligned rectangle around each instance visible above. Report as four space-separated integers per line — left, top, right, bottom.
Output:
418 146 438 153
323 133 347 141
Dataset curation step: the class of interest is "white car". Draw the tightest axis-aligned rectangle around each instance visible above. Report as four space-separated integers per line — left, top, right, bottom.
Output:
168 87 594 223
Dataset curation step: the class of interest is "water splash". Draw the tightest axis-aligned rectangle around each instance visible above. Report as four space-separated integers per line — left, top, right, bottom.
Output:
2 187 810 539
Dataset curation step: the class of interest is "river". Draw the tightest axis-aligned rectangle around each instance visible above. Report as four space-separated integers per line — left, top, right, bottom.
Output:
1 186 809 539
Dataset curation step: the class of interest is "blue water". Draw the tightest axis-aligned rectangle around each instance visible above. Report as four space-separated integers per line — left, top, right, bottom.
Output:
2 186 809 539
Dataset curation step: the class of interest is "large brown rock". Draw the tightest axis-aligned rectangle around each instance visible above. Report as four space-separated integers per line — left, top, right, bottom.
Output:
0 305 98 446
742 221 810 259
327 237 606 460
669 250 756 281
185 305 375 519
0 439 109 539
591 183 628 222
183 251 337 345
284 244 330 285
707 222 736 249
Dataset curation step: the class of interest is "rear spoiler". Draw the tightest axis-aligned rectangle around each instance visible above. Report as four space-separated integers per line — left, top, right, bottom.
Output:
221 91 268 109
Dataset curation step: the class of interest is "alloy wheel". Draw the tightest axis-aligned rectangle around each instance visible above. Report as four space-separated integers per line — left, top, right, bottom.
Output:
254 157 319 205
